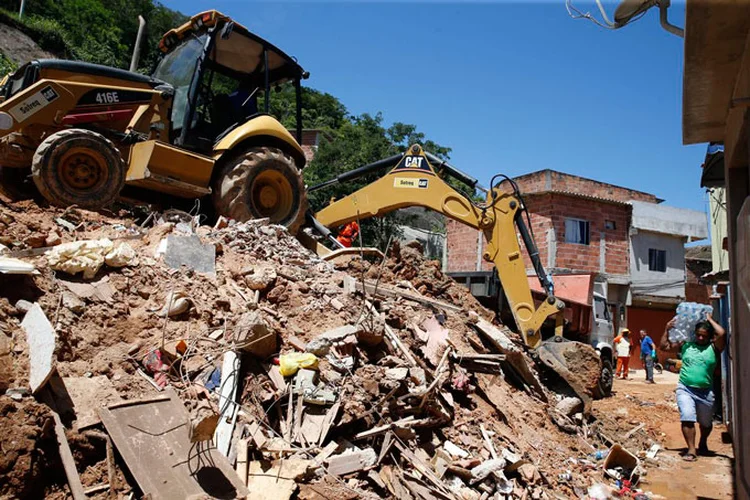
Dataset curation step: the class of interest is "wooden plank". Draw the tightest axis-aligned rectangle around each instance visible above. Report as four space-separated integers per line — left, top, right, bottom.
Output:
99 388 249 500
384 323 418 367
327 448 377 476
293 391 304 444
236 439 249 486
352 417 435 441
214 350 240 456
358 280 462 312
246 420 268 450
266 364 286 393
284 387 294 442
313 442 339 467
471 319 547 401
83 484 110 495
480 424 498 460
299 408 327 445
378 431 394 465
318 399 341 446
41 387 86 500
393 441 453 498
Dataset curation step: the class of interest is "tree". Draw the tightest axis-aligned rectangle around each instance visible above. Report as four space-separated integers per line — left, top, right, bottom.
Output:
304 112 454 251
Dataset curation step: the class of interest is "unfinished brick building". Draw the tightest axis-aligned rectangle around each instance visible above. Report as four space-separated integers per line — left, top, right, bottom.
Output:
446 169 707 350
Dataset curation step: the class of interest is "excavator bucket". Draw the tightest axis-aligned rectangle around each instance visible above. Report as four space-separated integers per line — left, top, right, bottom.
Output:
536 339 602 413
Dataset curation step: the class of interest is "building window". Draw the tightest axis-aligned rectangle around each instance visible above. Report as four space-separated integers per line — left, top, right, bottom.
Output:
605 220 616 230
648 248 667 272
565 218 590 245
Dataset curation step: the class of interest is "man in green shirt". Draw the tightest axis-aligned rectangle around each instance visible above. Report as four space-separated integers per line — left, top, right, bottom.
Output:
660 313 726 461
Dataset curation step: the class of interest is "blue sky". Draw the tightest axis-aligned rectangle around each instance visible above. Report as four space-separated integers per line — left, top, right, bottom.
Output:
162 0 707 215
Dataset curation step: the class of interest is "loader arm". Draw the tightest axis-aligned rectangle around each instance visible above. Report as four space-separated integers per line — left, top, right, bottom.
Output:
314 144 564 349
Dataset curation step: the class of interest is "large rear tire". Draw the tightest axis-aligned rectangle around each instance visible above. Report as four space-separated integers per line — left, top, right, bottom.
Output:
31 129 125 209
213 147 307 234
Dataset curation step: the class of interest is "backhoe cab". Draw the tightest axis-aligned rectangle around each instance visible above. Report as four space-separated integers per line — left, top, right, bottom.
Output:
0 10 309 233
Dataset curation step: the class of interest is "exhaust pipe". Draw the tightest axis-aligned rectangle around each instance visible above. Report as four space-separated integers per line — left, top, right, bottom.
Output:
129 15 147 72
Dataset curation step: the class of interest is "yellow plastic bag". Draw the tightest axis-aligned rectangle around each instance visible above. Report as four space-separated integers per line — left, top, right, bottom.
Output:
279 352 319 377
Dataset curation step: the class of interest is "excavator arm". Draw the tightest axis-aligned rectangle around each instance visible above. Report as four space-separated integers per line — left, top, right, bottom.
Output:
313 144 565 349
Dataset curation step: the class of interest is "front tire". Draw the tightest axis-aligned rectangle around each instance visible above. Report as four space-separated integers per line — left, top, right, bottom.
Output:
595 357 614 398
213 147 307 234
31 129 125 209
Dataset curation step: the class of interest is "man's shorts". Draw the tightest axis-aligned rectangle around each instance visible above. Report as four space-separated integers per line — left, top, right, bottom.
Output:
676 382 715 427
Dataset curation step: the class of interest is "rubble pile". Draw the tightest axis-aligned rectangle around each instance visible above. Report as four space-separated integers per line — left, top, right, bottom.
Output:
0 200 661 499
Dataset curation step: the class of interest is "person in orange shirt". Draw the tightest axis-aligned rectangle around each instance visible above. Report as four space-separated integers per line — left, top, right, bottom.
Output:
614 329 633 379
336 221 360 248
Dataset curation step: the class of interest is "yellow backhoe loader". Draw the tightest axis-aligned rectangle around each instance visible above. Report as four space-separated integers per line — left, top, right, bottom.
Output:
0 11 308 233
305 144 606 404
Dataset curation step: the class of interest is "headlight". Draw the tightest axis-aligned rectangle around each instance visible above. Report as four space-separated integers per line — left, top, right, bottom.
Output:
0 112 13 130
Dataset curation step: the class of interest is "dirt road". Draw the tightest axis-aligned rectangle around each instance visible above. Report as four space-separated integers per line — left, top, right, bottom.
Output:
593 369 734 499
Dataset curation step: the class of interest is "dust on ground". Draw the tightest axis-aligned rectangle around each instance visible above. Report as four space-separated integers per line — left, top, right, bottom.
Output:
593 371 734 499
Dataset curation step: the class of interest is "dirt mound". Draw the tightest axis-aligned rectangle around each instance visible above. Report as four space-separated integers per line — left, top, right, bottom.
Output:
0 22 55 66
0 399 62 498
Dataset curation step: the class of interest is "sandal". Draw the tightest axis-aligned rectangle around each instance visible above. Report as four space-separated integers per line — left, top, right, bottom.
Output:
683 453 697 462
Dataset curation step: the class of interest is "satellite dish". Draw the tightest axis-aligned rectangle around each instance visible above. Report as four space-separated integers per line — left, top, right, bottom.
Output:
566 0 682 37
614 0 657 27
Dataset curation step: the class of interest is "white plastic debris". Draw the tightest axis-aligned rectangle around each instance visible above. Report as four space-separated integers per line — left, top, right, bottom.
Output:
105 242 136 267
0 256 36 275
46 239 135 278
157 291 191 317
444 440 470 459
154 238 168 258
646 444 660 459
470 458 506 483
588 483 613 500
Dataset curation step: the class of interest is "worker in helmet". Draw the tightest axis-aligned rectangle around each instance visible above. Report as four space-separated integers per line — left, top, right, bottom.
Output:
614 329 632 380
336 221 360 248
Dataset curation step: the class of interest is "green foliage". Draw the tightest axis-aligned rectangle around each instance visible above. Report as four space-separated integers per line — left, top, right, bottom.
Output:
303 111 456 251
0 0 185 71
258 83 348 131
0 51 17 75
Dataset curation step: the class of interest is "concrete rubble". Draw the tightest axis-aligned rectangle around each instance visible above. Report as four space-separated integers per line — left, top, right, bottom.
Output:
0 200 664 499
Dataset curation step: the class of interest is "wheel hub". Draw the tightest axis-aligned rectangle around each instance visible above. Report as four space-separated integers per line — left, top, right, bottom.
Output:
250 170 294 222
58 147 108 191
259 185 279 209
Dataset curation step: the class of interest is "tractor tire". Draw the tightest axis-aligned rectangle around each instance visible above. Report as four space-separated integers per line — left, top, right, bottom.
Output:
594 357 614 399
213 146 308 235
31 129 125 210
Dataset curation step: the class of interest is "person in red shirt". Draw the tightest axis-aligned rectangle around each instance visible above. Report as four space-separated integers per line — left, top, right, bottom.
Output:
336 221 360 248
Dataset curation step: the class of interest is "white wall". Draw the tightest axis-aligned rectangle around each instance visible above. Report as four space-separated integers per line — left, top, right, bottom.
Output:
630 200 708 239
629 230 686 298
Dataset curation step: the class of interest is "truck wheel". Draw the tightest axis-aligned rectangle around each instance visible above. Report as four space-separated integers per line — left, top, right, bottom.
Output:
595 357 614 398
32 129 125 209
213 146 307 235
